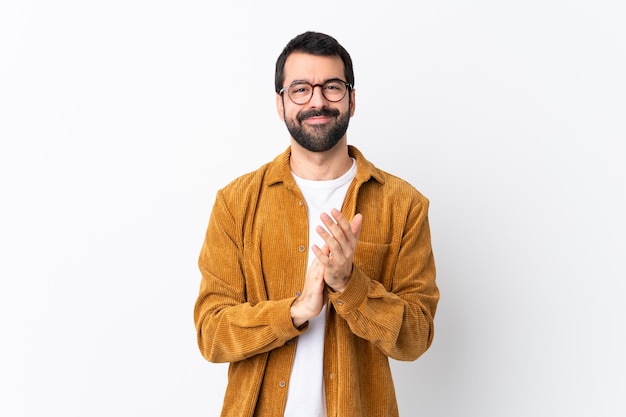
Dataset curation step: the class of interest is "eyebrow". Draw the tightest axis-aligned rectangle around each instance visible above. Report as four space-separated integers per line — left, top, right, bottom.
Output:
288 77 345 85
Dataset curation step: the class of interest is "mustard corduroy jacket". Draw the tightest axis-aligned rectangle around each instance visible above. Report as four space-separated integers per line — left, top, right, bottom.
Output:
194 145 439 417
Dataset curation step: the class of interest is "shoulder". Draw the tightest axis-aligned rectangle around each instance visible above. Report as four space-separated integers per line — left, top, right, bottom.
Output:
351 146 429 207
214 148 294 216
378 169 429 204
219 146 291 197
216 162 272 205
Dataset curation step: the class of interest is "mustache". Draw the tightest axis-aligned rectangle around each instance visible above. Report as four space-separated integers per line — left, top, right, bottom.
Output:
297 108 340 123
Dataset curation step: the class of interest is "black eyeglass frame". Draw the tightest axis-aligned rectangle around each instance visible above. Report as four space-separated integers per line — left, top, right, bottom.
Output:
279 78 352 105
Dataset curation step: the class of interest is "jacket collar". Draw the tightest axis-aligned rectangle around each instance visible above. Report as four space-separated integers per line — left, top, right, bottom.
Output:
266 145 385 188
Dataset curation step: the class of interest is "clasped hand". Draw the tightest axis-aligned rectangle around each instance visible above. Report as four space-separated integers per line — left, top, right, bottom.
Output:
290 209 363 327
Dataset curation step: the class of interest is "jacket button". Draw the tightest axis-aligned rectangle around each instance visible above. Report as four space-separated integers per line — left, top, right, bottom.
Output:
298 245 305 252
295 291 301 297
337 300 344 306
299 200 304 206
279 381 286 387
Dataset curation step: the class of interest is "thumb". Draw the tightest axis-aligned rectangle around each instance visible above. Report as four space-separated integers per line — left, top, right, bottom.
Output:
351 213 363 240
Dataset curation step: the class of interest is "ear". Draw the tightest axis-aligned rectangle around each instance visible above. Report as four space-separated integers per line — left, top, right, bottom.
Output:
276 93 285 121
349 88 356 117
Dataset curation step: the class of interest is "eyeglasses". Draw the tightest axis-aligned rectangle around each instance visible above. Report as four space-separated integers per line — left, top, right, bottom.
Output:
279 78 352 105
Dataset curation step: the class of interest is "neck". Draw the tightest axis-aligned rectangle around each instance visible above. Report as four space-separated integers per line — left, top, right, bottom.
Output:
289 139 352 180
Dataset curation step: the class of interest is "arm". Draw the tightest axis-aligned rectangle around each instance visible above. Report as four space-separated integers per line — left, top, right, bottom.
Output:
193 190 305 363
321 201 439 361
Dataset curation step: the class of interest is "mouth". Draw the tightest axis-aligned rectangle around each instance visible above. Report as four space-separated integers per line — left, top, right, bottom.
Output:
297 109 340 125
303 115 333 125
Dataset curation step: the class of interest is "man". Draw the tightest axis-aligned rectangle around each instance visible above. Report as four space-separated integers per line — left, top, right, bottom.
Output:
194 31 439 417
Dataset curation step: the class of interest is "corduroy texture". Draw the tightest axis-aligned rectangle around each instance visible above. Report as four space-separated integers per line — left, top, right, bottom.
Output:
194 145 439 417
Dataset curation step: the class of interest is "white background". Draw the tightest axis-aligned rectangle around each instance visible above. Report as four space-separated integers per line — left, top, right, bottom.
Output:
1 1 625 416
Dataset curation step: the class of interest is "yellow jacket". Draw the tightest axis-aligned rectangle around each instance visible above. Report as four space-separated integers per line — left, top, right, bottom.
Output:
194 145 439 417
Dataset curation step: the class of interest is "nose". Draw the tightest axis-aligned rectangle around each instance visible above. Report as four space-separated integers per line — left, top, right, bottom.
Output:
308 84 327 107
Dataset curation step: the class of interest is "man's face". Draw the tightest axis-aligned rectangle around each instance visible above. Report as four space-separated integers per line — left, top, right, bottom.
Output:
276 52 355 152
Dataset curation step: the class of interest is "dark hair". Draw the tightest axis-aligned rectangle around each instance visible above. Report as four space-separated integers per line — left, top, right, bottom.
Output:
274 31 354 93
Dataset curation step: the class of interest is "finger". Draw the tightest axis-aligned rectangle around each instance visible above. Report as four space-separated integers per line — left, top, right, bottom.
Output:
325 210 363 255
329 209 361 246
311 243 332 264
330 208 351 233
311 243 331 256
320 212 350 250
308 255 322 270
315 225 343 260
319 212 340 237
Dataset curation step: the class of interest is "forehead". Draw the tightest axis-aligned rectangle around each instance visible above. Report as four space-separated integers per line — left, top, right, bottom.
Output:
283 52 345 84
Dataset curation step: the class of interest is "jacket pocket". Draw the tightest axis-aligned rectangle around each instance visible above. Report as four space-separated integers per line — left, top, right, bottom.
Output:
354 241 391 284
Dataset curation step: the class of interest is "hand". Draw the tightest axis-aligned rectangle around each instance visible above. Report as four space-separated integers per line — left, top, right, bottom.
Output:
290 257 327 328
312 209 363 293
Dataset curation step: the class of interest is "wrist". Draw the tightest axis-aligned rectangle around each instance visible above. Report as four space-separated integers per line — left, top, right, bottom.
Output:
290 300 309 328
328 276 349 293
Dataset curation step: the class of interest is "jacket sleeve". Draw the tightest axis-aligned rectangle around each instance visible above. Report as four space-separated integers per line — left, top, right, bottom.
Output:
327 195 439 361
193 190 305 363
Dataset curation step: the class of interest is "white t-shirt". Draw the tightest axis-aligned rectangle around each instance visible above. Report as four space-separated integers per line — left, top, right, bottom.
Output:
284 159 357 417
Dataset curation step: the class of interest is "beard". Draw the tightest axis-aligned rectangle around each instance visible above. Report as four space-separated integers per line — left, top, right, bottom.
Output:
285 107 350 152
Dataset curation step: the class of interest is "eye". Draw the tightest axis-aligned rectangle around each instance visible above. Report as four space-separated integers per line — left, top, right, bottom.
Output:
324 81 344 91
289 83 311 95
